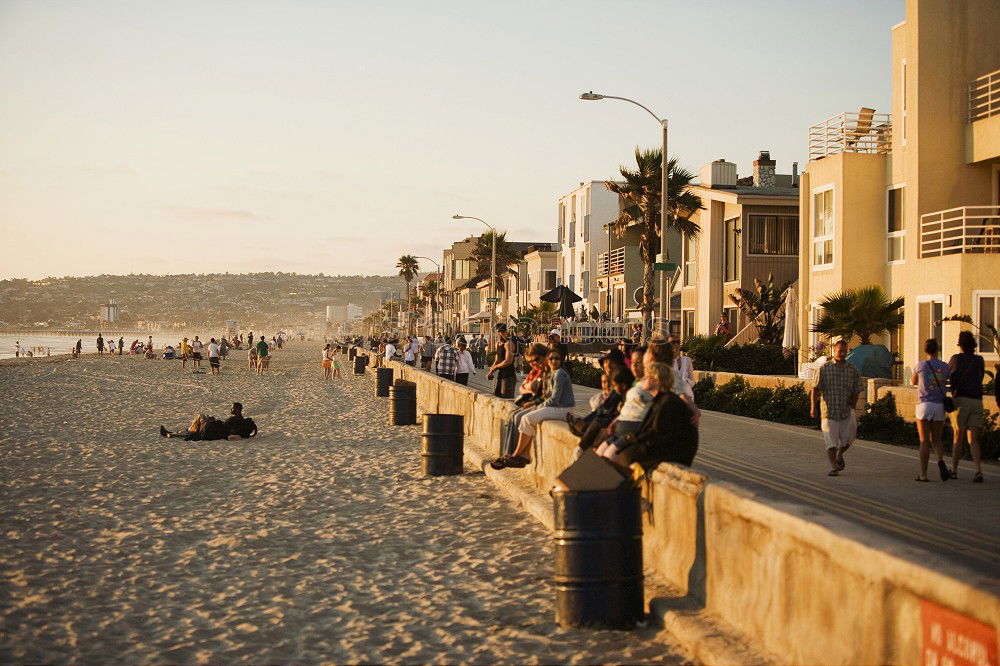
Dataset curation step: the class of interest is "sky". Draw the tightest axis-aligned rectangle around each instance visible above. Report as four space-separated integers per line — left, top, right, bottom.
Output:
0 0 904 279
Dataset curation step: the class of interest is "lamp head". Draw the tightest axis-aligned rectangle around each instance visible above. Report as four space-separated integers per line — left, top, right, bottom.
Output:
580 91 605 101
452 214 464 220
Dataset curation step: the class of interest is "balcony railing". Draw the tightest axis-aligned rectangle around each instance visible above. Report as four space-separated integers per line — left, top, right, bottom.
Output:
598 247 625 276
969 68 1000 123
920 206 1000 257
808 110 892 161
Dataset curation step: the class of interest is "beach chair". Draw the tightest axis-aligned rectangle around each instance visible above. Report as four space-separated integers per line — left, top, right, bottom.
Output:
845 107 875 151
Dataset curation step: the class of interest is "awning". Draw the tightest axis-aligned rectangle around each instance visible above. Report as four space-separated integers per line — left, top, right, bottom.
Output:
466 311 491 321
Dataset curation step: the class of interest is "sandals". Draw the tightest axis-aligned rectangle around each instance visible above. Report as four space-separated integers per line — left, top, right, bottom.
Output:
973 472 984 483
938 460 949 482
827 469 839 477
914 476 929 482
950 470 958 480
489 457 508 470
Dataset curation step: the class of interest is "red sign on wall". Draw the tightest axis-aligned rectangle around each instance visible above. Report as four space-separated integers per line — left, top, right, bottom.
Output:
921 599 998 666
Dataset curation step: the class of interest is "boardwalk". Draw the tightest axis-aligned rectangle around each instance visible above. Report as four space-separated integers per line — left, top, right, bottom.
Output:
0 345 685 664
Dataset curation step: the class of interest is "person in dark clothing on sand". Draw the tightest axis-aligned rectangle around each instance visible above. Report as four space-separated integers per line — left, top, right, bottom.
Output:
160 405 256 441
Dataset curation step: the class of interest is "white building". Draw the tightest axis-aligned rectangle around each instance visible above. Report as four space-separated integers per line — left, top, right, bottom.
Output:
557 182 616 310
99 299 119 323
326 303 363 322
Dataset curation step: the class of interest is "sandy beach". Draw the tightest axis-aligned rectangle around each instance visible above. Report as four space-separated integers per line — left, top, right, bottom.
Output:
0 342 685 664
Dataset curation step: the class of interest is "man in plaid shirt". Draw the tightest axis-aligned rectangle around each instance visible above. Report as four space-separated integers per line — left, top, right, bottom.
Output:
433 336 459 382
811 339 865 477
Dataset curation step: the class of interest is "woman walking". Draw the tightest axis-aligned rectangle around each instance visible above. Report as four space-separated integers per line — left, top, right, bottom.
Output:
911 338 950 482
948 331 985 482
331 345 343 379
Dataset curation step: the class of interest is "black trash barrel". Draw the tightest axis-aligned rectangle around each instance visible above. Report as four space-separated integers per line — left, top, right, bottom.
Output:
349 346 357 361
389 379 417 425
353 353 367 375
421 414 464 476
553 485 644 629
376 367 394 397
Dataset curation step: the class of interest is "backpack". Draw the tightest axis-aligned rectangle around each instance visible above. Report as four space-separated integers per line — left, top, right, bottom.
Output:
241 418 258 438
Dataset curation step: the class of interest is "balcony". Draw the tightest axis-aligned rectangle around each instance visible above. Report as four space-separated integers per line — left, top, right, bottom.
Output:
598 247 625 276
808 110 892 161
966 68 1000 163
920 206 1000 257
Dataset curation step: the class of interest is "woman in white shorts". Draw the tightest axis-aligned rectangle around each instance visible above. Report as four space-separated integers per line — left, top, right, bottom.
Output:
911 338 950 482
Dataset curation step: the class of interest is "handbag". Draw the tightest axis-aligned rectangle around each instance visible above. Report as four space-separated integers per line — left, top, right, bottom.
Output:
930 365 956 413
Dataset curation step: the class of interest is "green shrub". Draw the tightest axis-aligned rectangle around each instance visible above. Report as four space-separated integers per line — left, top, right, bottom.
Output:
571 362 603 389
760 384 814 426
681 335 794 376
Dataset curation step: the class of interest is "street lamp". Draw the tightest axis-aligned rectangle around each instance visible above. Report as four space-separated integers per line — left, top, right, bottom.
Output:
580 90 670 338
453 214 497 350
414 255 440 337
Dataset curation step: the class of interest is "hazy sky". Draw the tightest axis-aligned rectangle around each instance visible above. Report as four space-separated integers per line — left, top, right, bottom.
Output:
0 0 903 279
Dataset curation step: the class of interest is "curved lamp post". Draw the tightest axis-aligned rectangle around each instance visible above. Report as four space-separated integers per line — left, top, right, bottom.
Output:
580 91 670 337
453 214 497 349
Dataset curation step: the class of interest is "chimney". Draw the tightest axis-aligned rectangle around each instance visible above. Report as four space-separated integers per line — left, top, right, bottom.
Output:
792 161 799 187
699 158 737 187
753 150 776 188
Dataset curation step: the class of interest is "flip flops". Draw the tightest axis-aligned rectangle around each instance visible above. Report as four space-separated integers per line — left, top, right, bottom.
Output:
489 457 508 470
914 476 929 482
973 472 984 483
827 469 839 476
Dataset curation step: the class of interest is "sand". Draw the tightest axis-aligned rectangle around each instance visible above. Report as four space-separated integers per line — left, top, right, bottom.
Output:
0 343 686 664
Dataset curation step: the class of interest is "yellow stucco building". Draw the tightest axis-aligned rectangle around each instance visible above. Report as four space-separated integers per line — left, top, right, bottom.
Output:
798 0 1000 376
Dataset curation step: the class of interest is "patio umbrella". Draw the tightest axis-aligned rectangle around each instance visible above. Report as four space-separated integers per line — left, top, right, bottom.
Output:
540 285 583 319
782 285 799 351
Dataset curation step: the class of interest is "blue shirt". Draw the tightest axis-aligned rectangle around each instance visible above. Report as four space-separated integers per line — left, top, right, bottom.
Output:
915 358 949 403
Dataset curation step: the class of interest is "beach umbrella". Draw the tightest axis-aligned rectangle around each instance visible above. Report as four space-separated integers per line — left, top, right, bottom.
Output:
540 285 583 319
782 285 799 351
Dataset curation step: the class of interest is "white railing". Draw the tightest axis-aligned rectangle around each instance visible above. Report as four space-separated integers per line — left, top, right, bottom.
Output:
920 206 1000 257
969 68 1000 123
597 247 625 276
808 110 892 160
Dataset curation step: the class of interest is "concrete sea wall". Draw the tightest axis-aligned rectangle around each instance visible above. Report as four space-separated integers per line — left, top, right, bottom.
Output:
358 349 999 665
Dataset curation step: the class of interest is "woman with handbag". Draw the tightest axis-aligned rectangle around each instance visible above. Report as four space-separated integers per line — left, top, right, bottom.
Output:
911 338 951 482
947 330 986 483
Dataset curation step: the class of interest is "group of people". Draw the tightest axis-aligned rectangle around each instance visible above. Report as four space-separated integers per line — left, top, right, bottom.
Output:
490 330 700 478
321 344 343 380
378 335 479 385
160 402 258 441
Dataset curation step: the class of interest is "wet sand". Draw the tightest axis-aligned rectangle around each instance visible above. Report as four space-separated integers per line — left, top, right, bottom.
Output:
0 343 686 664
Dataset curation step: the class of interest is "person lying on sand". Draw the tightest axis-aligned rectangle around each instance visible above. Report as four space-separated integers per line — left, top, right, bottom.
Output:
159 407 257 441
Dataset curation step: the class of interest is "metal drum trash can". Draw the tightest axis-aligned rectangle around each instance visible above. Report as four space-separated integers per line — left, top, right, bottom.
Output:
353 353 367 375
389 379 417 425
376 367 394 397
349 346 357 361
552 451 643 629
421 414 464 476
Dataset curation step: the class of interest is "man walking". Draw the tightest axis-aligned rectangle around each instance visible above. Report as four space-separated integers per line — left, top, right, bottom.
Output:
255 336 270 375
96 334 104 355
433 336 459 382
207 338 221 375
811 339 865 477
118 336 124 355
420 336 436 371
191 336 204 371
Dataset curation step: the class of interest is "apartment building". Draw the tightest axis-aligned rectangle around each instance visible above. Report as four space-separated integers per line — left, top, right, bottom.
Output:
680 153 800 339
440 236 478 334
503 244 559 319
557 182 616 309
798 0 1000 373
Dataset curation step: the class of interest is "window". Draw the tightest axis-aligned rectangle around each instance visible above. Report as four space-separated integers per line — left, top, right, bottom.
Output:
724 306 739 333
582 271 590 298
544 270 557 290
887 185 905 263
812 187 834 268
747 215 797 255
725 218 740 281
684 233 697 285
569 219 576 247
683 310 695 339
809 304 823 351
901 59 907 145
918 298 943 352
977 292 1000 354
569 274 575 292
558 203 565 242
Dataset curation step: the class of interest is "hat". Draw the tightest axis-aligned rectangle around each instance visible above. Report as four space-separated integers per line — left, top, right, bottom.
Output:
549 329 561 337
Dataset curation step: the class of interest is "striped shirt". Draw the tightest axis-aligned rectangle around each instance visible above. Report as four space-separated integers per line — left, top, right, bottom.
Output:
816 360 865 420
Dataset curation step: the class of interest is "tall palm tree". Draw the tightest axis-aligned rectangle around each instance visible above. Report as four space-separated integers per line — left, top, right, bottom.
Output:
396 255 419 334
812 285 904 345
470 231 522 293
606 148 702 331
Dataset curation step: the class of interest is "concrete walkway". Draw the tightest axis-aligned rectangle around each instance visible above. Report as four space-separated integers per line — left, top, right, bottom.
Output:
466 370 1000 585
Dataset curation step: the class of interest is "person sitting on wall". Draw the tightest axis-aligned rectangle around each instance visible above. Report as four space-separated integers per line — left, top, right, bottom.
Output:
596 361 699 472
572 368 634 454
490 344 550 469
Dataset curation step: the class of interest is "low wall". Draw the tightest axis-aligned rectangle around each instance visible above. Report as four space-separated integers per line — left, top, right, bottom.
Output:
355 347 1000 665
874 383 998 423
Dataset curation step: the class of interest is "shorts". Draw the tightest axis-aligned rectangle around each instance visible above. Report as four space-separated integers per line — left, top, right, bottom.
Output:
322 359 332 368
495 370 517 399
821 411 857 450
209 357 220 367
952 396 984 430
915 401 946 422
192 352 202 360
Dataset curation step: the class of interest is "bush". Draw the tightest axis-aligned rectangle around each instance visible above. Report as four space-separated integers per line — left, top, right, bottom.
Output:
681 335 794 376
571 362 603 389
690 375 812 427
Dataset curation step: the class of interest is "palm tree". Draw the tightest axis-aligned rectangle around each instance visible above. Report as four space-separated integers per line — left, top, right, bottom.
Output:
470 231 522 293
728 273 791 346
396 255 419 334
606 147 702 332
812 285 904 345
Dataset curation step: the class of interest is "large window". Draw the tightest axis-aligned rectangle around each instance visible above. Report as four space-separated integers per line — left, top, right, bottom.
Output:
581 271 590 299
812 187 834 268
684 233 697 285
918 298 943 352
887 185 905 263
725 218 740 282
544 270 557 290
683 310 695 339
748 215 798 255
978 292 1000 354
